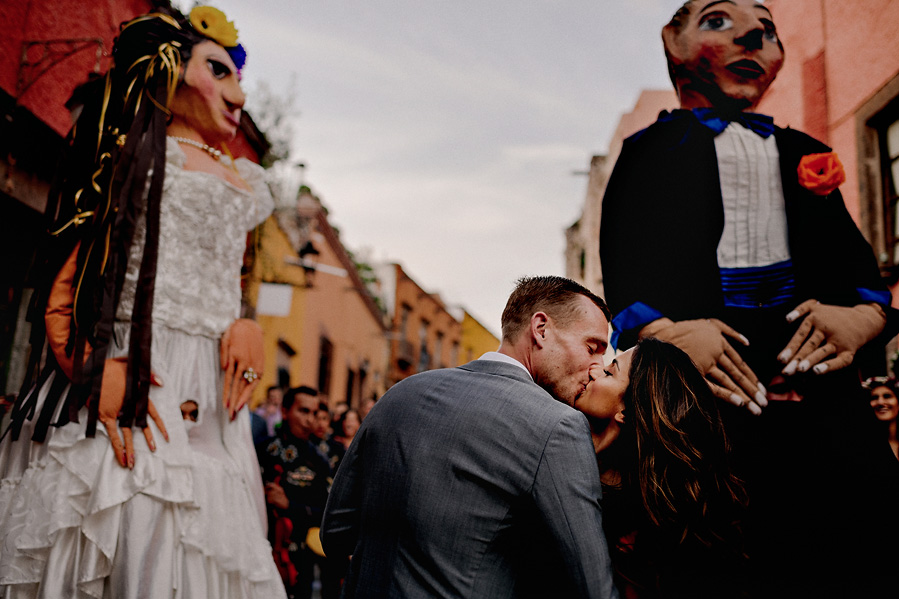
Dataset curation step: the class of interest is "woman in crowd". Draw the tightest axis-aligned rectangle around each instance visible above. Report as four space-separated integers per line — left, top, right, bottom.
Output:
579 337 749 598
333 408 361 450
865 376 899 460
0 7 285 598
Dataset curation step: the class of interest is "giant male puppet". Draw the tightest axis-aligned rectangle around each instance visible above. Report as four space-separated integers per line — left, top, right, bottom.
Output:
599 1 899 597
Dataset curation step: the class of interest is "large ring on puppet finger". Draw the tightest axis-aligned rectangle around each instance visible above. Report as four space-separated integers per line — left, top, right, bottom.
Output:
242 367 259 383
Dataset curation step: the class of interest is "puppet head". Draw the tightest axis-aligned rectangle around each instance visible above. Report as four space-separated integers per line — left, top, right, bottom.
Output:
662 0 784 112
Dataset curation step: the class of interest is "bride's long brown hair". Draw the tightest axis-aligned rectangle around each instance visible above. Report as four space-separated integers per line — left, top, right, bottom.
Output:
607 337 748 553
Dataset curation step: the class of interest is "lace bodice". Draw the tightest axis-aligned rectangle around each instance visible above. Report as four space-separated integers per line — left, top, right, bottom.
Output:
116 138 274 338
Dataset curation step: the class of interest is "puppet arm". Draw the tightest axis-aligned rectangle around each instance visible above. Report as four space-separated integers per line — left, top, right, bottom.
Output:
44 244 82 379
221 318 264 420
45 243 167 467
778 301 886 375
640 317 767 415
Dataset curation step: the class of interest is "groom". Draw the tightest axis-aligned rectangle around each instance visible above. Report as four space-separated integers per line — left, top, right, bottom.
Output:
321 276 618 598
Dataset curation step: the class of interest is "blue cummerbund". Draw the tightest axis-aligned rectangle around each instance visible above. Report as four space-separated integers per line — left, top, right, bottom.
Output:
719 259 796 309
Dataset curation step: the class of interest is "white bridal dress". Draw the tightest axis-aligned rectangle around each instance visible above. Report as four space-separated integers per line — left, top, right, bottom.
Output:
0 138 286 599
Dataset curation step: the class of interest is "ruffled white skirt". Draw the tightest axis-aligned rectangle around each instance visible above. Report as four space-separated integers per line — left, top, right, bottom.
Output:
0 324 286 599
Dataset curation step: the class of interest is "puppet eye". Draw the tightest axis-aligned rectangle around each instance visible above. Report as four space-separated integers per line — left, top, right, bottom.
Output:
699 14 733 32
761 21 779 43
206 58 232 80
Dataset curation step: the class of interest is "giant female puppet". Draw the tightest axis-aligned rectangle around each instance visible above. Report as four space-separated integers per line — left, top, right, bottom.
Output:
599 1 899 597
0 7 286 598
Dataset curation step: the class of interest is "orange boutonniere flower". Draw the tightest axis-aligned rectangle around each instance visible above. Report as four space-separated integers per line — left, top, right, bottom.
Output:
797 152 845 196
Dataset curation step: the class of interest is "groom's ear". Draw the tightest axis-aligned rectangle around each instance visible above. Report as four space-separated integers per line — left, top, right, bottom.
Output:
530 312 549 349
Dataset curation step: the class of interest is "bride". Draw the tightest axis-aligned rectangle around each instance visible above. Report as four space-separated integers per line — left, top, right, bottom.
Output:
578 337 749 599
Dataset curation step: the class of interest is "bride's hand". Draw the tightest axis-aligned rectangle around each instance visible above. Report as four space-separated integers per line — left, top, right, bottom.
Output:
221 318 264 420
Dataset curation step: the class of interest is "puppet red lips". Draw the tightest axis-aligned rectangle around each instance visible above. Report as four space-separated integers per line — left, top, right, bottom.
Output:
726 60 765 79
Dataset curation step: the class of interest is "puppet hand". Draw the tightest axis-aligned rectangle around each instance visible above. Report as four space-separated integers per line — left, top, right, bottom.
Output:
778 301 886 375
221 318 264 420
641 318 766 415
97 358 167 469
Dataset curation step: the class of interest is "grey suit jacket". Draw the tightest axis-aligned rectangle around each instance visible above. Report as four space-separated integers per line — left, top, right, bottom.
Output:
321 359 618 599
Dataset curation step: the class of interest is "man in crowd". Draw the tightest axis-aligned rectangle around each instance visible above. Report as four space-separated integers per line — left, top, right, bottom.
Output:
257 386 332 599
321 276 618 599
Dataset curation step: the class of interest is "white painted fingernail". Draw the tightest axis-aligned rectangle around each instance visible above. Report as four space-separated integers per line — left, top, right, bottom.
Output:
730 393 743 406
785 310 800 322
757 382 767 394
813 363 828 374
783 360 798 375
738 334 749 345
747 402 763 416
797 360 811 373
755 392 768 408
778 349 793 363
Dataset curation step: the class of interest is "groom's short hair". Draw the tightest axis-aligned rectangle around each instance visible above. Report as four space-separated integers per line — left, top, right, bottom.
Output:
500 276 610 342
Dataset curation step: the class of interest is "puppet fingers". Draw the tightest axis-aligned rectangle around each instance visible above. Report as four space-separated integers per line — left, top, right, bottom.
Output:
707 367 761 415
122 427 135 469
778 315 816 366
101 416 128 468
706 379 761 415
142 399 169 452
810 351 855 375
232 378 259 420
225 360 248 418
220 326 232 371
782 329 827 375
795 342 836 373
222 355 239 408
785 299 819 323
710 318 750 346
720 345 766 406
716 354 765 408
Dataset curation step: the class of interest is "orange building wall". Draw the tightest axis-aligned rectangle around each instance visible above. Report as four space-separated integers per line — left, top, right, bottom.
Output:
297 228 389 407
388 264 462 386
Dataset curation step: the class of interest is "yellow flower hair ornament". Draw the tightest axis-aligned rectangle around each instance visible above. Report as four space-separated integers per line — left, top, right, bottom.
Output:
190 6 238 48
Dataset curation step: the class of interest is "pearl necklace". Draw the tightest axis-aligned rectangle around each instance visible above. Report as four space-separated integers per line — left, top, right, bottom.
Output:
168 136 222 160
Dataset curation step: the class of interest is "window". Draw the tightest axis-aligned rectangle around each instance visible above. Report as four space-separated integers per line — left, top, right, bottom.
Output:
345 368 356 406
318 336 333 396
879 106 899 271
400 304 411 337
276 339 296 389
858 75 899 284
434 332 444 369
417 320 430 372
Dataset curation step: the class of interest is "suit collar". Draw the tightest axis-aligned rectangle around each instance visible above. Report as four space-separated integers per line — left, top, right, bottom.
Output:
458 358 536 385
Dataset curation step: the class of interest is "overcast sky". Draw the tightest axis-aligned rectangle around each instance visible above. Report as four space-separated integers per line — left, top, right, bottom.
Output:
187 0 688 336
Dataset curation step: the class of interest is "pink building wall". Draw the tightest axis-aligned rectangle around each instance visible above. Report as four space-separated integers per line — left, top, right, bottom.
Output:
758 0 899 225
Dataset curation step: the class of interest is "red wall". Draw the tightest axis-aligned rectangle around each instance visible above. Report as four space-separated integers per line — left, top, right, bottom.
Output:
0 0 154 136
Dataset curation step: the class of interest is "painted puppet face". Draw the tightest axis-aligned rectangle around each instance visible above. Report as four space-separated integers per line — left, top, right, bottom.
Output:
663 0 784 111
170 40 245 143
533 295 609 407
870 385 899 423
